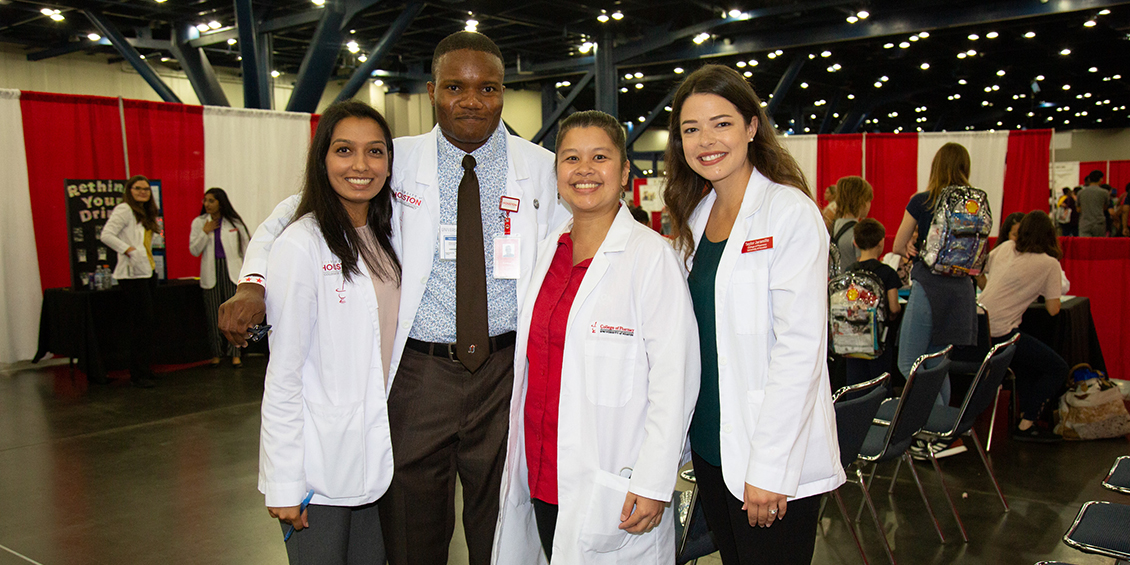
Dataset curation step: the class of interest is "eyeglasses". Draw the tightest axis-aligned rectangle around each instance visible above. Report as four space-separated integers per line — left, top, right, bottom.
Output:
132 186 152 192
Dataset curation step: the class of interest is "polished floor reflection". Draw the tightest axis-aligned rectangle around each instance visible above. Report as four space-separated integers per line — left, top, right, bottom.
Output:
0 358 1125 564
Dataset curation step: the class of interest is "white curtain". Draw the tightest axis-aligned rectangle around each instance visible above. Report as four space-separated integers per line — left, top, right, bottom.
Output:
203 107 312 234
0 89 43 363
779 134 818 198
917 131 1009 235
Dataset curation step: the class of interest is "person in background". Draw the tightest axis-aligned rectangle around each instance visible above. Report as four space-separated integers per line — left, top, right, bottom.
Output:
1076 170 1108 237
664 64 844 565
830 175 874 268
190 188 250 367
1119 183 1130 237
996 212 1025 249
891 143 981 409
844 218 902 388
1056 187 1077 236
821 184 837 233
977 211 1065 442
494 110 699 563
259 100 401 563
1108 184 1129 237
100 174 160 388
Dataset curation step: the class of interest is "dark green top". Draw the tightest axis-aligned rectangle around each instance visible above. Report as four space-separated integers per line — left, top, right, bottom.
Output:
687 236 727 466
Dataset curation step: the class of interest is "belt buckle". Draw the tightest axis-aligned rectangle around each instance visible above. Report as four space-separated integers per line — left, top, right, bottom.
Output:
446 344 457 362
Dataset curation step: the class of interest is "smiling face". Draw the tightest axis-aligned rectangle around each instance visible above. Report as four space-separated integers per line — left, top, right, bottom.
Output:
203 194 220 216
324 116 389 225
679 93 757 192
556 126 629 219
130 179 151 203
428 49 505 153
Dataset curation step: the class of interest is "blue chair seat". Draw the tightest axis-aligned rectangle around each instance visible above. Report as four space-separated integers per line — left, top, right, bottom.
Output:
1104 456 1130 494
1064 501 1130 560
874 398 962 436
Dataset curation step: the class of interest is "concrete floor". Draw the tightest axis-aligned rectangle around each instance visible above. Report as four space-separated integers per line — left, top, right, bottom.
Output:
0 357 1125 564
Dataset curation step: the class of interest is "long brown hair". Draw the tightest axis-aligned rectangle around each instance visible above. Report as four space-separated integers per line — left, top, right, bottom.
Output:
834 175 873 219
123 175 160 232
925 142 971 207
664 64 811 260
1015 210 1061 259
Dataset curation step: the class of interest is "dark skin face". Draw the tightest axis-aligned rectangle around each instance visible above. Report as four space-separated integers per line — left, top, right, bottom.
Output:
427 49 505 153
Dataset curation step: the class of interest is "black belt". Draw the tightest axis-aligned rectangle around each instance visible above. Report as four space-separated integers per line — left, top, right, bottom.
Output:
405 331 516 362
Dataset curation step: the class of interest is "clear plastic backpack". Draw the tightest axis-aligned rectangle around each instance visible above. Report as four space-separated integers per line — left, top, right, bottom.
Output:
828 270 888 359
921 186 992 277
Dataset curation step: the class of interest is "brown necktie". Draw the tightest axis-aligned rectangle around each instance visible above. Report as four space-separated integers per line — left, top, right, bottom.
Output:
456 154 489 372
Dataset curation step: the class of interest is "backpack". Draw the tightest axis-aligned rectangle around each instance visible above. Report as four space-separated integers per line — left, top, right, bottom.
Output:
921 186 992 277
827 220 856 280
1054 364 1130 440
828 269 889 359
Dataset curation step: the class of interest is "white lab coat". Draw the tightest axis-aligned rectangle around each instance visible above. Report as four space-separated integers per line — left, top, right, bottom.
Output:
239 124 569 388
188 214 249 288
100 203 154 280
258 215 395 508
687 169 844 502
493 207 700 564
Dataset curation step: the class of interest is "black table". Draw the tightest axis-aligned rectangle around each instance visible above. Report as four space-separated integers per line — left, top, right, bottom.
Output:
1019 296 1106 373
33 280 213 379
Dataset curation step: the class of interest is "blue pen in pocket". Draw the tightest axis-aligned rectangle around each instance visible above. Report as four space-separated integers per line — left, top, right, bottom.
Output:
283 489 316 542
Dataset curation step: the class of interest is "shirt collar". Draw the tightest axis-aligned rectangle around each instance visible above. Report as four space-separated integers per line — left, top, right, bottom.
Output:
437 123 508 165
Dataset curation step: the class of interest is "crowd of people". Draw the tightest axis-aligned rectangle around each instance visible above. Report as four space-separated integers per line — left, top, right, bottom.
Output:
95 29 1101 565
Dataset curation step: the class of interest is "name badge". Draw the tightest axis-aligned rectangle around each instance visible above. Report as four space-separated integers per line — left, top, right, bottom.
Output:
493 235 520 279
499 196 520 213
742 237 773 253
439 224 457 261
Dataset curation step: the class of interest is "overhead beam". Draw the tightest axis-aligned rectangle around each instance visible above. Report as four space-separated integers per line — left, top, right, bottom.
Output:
817 91 842 134
766 54 805 116
593 30 617 118
190 11 323 48
532 70 595 144
171 23 229 106
335 1 424 104
834 84 941 133
234 0 270 109
83 10 181 103
287 0 347 112
626 85 677 148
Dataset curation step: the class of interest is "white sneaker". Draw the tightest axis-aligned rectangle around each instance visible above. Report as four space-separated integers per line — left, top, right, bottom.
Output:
910 439 967 460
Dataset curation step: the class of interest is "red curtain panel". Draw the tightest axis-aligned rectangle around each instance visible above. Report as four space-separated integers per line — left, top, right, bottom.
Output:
1001 129 1053 217
122 99 205 280
1108 160 1130 193
864 133 919 252
817 133 863 209
1059 237 1130 380
1078 161 1107 186
21 91 128 290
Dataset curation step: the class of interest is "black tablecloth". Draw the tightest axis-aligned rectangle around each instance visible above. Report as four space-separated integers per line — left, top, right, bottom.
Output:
1019 296 1106 372
33 280 213 379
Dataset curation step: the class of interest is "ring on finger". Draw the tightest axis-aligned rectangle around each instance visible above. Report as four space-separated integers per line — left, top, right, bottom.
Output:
768 508 778 515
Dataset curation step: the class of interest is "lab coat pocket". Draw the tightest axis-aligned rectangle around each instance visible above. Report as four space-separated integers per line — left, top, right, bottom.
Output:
304 399 366 498
579 470 632 553
731 269 769 335
584 335 638 407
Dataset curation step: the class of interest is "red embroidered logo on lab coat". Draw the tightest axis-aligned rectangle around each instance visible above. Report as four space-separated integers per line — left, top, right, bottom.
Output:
742 237 773 253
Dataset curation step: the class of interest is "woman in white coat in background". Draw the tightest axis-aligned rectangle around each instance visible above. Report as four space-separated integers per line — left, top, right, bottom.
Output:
493 110 700 564
100 174 161 388
189 187 249 367
663 65 844 565
258 100 400 564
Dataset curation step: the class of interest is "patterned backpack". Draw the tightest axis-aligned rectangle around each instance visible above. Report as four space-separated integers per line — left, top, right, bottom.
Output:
828 270 889 359
921 186 992 277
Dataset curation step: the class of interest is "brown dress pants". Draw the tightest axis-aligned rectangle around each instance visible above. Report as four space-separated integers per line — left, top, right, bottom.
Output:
379 345 514 565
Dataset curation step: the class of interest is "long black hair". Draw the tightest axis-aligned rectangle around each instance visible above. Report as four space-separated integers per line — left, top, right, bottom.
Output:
200 187 248 255
293 100 400 284
123 174 160 232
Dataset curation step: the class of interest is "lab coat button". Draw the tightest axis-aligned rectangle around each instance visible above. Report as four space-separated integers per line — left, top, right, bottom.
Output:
723 424 733 434
420 277 427 285
401 321 411 329
719 356 728 366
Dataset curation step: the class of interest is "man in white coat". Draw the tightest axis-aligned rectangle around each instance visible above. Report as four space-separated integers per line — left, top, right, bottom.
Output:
219 32 567 564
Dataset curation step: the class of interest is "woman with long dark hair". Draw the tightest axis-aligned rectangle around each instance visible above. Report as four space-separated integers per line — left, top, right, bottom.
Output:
258 100 401 563
978 211 1064 442
100 174 160 388
190 188 250 367
663 64 843 565
996 212 1025 249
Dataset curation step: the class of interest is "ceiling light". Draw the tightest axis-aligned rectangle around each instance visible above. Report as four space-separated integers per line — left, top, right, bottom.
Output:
312 0 326 4
578 42 593 54
728 9 742 18
743 71 752 77
674 67 684 74
992 85 999 91
139 54 145 59
1028 112 1034 117
847 15 859 24
808 53 816 59
810 114 816 119
884 43 894 49
1062 84 1071 90
611 11 623 20
638 116 646 122
899 41 911 49
160 56 170 62
465 19 478 32
858 10 870 19
196 23 209 32
1088 66 1098 73
996 70 1006 76
1114 74 1122 80
776 50 783 55
1084 20 1096 27
88 33 101 41
620 87 628 93
800 82 808 88
40 8 55 15
271 70 280 78
767 52 777 59
358 54 367 62
634 72 643 78
966 49 977 56
1036 75 1044 81
624 73 633 79
1099 9 1111 14
982 101 989 106
208 21 222 30
874 81 882 88
920 63 930 70
880 75 889 82
693 33 710 45
957 53 967 59
665 106 672 112
953 93 961 99
909 35 919 42
984 86 992 92
821 51 831 57
1060 48 1071 55
968 34 979 40
958 79 967 85
227 38 237 45
634 83 643 89
346 41 359 53
736 60 747 68
373 79 383 86
986 31 999 39
833 63 841 70
748 60 758 66
1084 92 1092 98
1024 31 1036 38
597 13 609 23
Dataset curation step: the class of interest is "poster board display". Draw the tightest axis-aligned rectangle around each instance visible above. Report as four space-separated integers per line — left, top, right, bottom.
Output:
65 179 166 289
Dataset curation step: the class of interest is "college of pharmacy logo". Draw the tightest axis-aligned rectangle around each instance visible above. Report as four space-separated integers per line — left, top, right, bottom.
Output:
593 323 635 337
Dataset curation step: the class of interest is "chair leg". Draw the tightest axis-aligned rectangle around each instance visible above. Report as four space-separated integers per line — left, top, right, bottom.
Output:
927 451 969 543
986 384 1002 452
833 489 870 565
855 467 897 565
856 463 879 523
903 453 947 543
888 456 903 494
968 429 1009 512
678 484 699 557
